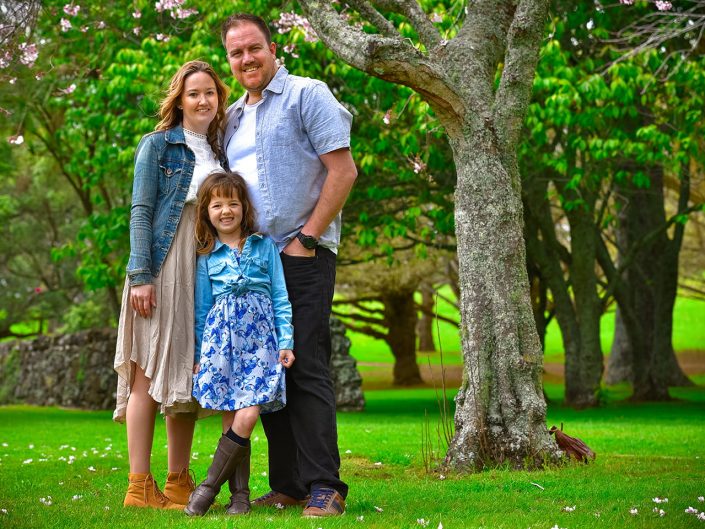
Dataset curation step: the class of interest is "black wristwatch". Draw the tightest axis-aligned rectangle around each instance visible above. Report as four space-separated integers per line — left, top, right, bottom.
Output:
296 231 319 250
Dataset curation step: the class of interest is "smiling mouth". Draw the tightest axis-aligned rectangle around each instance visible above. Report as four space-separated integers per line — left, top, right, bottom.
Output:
243 66 259 73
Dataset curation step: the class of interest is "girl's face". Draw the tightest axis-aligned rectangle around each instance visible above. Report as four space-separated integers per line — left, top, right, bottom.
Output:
180 71 218 135
208 191 243 240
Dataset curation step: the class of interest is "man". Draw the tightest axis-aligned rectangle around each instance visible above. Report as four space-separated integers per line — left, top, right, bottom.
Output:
221 13 357 518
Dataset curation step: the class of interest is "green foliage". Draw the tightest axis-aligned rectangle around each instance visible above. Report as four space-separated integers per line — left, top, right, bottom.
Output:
0 0 458 330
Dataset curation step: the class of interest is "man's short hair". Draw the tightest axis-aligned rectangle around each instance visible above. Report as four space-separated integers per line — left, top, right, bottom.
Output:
221 13 272 46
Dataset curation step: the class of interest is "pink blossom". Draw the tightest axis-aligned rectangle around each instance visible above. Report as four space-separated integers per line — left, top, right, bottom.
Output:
283 43 299 58
96 20 106 29
133 26 142 36
0 107 12 116
19 43 39 68
60 83 77 94
8 77 16 84
63 4 80 16
655 0 672 10
430 13 443 23
620 0 634 4
34 287 43 293
35 72 44 80
60 18 72 32
80 25 89 32
0 51 11 69
8 135 24 145
132 9 142 19
411 156 427 174
155 34 170 42
155 0 185 13
273 12 318 42
172 8 198 19
383 109 392 125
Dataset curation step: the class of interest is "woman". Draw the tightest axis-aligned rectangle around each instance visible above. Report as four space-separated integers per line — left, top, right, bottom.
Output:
113 60 229 509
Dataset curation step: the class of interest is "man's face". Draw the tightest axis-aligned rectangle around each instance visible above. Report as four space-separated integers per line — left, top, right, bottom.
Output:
224 22 278 101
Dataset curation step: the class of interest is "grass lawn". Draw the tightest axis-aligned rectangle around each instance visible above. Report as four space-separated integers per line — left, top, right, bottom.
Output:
1 384 704 529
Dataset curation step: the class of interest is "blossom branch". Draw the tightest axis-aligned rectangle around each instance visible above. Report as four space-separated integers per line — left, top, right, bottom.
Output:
345 0 399 39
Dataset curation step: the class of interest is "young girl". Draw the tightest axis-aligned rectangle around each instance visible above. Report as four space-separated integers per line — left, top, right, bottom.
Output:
185 171 295 517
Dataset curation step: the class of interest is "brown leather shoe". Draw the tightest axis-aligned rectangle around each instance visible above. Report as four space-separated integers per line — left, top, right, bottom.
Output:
253 490 308 508
163 468 195 506
302 488 345 517
123 472 183 510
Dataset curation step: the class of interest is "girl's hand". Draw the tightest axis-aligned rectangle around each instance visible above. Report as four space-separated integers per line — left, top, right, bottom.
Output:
193 363 200 374
279 349 295 368
130 284 156 318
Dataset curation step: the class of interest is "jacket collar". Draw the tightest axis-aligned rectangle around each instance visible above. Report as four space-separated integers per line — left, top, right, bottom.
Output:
164 124 187 145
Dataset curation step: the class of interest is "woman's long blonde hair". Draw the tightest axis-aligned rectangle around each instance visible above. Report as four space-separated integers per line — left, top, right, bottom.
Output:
156 60 229 159
195 171 257 255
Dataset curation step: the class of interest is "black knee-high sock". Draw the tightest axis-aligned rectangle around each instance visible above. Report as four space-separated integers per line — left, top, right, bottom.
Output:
225 428 250 447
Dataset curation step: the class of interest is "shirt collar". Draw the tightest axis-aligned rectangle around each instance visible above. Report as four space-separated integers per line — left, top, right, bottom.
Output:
213 232 264 252
233 67 288 111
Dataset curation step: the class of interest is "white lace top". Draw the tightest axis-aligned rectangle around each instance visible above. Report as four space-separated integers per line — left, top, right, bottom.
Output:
184 128 221 203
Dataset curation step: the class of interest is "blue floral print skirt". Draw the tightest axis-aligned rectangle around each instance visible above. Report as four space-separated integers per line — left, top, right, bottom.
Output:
192 291 286 414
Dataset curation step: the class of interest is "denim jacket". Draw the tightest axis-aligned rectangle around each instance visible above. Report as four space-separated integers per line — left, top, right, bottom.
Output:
126 125 226 286
194 234 294 363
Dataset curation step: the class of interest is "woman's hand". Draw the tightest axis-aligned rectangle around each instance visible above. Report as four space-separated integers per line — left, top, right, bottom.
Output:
130 284 156 318
279 349 295 368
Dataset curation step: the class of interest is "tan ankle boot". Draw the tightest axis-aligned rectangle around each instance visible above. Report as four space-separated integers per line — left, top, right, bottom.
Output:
123 472 183 510
163 468 195 506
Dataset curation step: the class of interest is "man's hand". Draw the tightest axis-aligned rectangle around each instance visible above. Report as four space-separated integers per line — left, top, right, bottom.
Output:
279 349 295 367
282 236 316 257
130 284 156 318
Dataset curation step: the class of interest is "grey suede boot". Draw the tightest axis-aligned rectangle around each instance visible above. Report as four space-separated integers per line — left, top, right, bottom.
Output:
184 436 247 517
225 445 251 515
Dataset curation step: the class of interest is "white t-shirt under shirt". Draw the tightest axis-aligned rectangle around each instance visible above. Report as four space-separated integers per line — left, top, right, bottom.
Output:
184 128 221 203
226 99 267 231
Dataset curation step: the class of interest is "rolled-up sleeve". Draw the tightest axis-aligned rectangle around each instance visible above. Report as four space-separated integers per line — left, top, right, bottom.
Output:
301 82 352 156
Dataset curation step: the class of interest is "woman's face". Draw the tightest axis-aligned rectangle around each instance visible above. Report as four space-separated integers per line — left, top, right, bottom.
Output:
180 71 218 134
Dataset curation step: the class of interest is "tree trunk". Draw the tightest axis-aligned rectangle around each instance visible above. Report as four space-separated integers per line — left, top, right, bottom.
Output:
382 289 423 385
562 208 603 408
612 167 692 400
417 283 436 352
523 174 601 407
605 308 632 384
445 132 559 469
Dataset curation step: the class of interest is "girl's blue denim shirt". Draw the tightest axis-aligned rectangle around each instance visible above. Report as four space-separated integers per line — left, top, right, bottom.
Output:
126 125 226 286
194 234 294 363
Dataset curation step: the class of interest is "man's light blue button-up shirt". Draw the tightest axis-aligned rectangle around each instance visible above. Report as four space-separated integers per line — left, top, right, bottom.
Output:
224 67 353 252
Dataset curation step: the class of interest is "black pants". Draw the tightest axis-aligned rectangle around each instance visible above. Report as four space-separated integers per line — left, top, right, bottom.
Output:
261 247 348 499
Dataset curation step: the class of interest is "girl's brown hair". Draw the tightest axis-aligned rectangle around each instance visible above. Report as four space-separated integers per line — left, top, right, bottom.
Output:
156 60 229 159
195 171 257 255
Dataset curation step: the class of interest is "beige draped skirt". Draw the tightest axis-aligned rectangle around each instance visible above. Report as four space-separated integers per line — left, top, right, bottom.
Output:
113 204 198 422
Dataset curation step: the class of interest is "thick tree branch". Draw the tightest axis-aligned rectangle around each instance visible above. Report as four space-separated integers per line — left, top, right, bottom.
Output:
494 0 550 153
299 0 464 120
372 0 442 49
346 0 398 39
